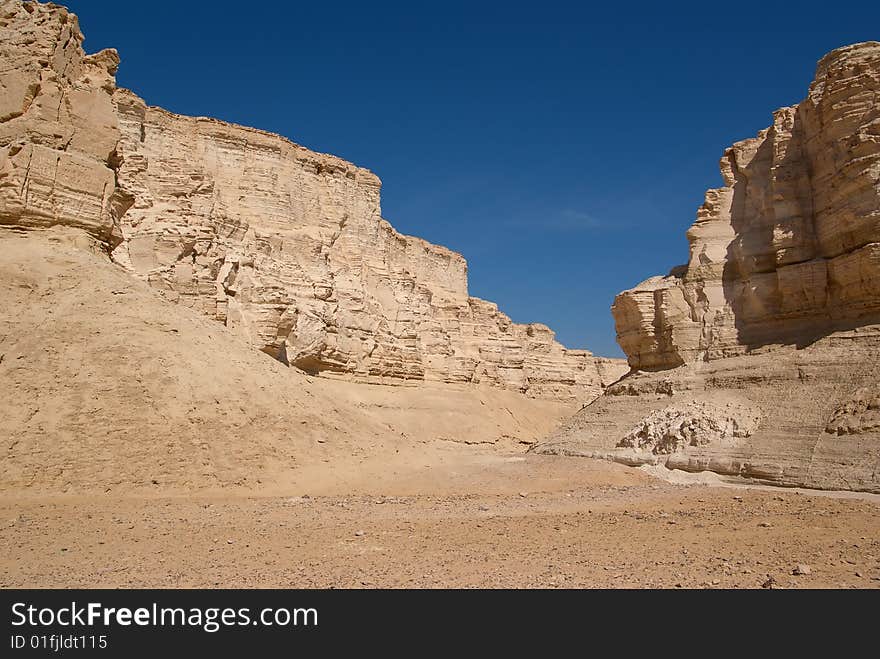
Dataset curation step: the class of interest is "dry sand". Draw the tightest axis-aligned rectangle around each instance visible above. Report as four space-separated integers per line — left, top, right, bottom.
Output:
2 448 878 589
0 230 575 495
2 230 878 589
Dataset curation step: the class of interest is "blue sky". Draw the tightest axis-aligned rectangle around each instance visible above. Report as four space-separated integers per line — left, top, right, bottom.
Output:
66 0 879 357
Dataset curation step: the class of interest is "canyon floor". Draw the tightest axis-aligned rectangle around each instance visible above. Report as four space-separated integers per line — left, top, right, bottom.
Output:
3 446 878 589
2 233 879 589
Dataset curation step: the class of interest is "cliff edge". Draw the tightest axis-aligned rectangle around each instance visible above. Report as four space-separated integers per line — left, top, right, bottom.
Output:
0 0 625 407
536 42 880 493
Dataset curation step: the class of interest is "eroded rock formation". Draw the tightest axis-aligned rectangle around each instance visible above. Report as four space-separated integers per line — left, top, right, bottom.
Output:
0 0 624 403
537 42 880 492
617 400 762 455
613 42 880 371
0 0 130 246
536 332 880 492
109 91 624 400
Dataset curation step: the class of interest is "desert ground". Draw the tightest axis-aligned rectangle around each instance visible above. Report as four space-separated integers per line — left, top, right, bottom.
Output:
2 3 879 592
3 447 878 589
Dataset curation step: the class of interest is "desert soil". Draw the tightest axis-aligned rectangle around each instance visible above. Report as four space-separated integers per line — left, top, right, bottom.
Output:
3 448 878 589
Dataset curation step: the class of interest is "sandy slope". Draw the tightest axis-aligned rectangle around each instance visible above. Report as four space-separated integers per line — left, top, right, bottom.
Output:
0 229 575 494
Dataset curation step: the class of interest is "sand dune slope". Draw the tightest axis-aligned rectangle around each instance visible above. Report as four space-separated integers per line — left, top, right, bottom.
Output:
0 230 574 494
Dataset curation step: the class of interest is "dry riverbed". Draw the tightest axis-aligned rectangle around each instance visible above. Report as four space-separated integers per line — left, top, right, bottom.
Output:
2 453 878 589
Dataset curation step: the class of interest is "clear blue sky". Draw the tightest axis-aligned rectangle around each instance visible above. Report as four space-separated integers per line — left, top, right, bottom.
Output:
65 0 879 357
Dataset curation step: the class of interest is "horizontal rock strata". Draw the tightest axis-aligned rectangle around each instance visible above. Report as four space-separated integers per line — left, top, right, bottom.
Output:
109 95 624 400
0 228 581 492
540 43 880 493
0 0 130 246
535 328 880 492
0 0 624 403
613 42 880 371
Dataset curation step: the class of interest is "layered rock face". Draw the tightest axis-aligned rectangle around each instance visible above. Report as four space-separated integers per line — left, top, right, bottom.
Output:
538 43 880 493
109 95 624 401
536 331 880 492
0 0 130 246
1 227 582 493
614 42 880 371
0 0 624 403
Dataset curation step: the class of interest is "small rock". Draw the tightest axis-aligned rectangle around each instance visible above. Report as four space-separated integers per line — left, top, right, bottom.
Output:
792 564 811 576
759 522 772 528
226 539 234 544
732 496 743 501
478 504 490 512
519 492 528 498
761 575 776 589
354 530 365 537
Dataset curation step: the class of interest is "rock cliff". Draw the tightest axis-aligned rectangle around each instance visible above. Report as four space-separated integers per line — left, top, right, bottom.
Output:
537 42 880 493
111 90 624 399
0 0 625 403
1 227 582 492
613 42 880 371
0 0 130 246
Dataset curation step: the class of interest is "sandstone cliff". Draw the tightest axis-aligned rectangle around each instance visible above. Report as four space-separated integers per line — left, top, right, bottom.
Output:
537 42 880 493
0 0 624 404
1 227 581 492
613 42 880 371
109 91 624 400
536 333 880 492
0 0 130 246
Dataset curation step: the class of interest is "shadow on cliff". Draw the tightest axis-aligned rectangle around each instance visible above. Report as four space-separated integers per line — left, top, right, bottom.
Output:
721 110 879 353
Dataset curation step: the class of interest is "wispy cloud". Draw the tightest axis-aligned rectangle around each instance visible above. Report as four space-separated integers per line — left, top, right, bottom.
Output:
555 209 605 230
505 208 626 233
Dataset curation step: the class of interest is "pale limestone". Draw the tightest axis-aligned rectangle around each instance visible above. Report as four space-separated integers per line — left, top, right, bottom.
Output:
0 0 130 246
617 400 762 455
0 0 624 403
539 43 880 493
109 91 624 400
536 329 880 492
613 42 880 371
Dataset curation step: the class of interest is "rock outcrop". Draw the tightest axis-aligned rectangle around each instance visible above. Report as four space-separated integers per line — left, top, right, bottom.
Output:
110 92 624 400
537 42 880 493
613 42 880 371
617 400 762 455
1 227 581 493
0 0 625 403
0 0 130 247
536 332 880 492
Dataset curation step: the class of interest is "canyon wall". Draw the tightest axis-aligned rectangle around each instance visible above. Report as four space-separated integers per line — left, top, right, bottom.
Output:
0 0 624 403
0 0 130 247
613 42 880 371
537 42 880 492
110 93 625 401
